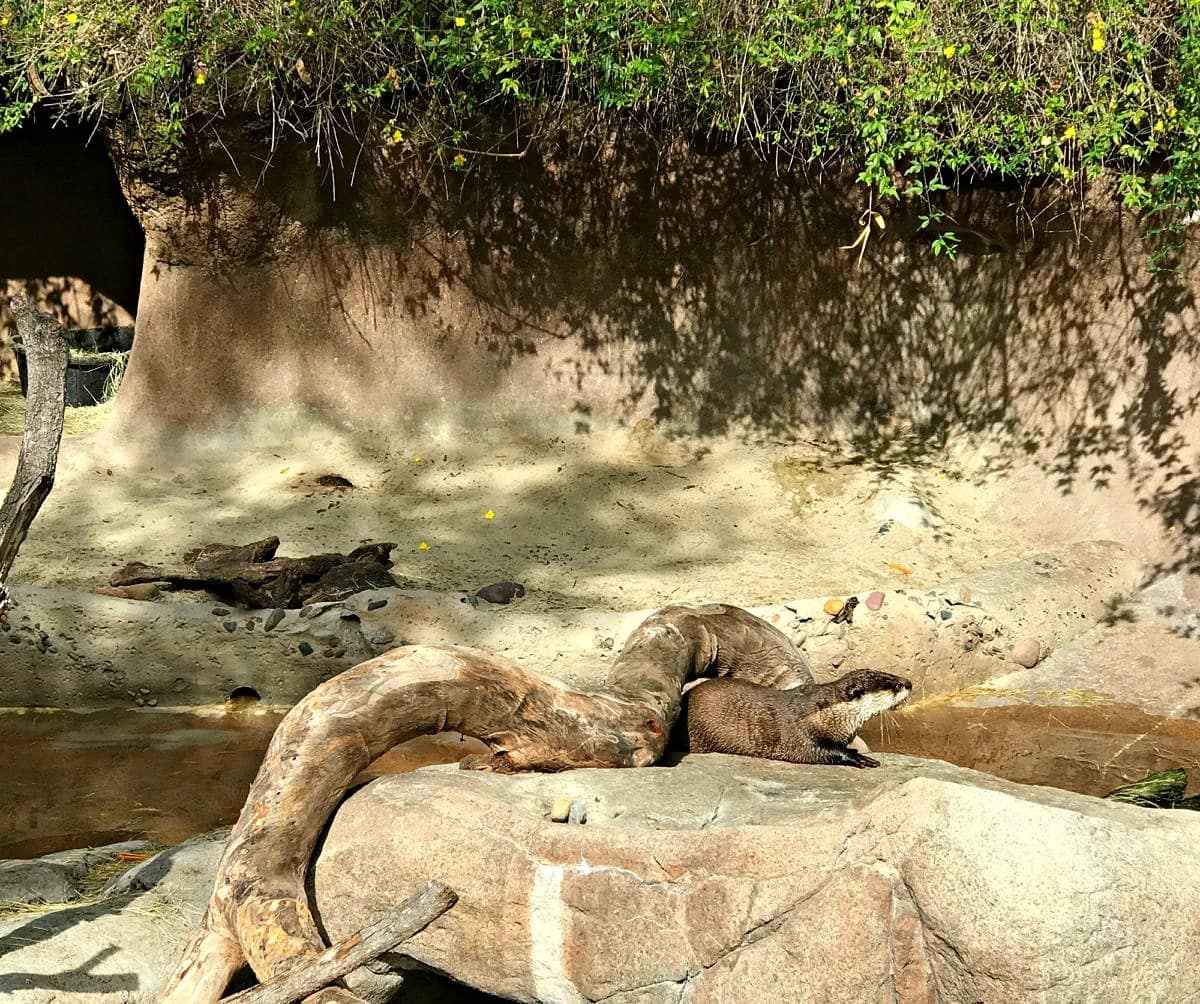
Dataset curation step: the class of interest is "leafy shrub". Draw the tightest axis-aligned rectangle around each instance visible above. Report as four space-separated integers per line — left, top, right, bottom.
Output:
1 1 1197 263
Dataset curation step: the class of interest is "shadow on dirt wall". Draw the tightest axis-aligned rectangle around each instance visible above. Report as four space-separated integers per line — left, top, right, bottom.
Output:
326 131 1198 575
105 121 1200 579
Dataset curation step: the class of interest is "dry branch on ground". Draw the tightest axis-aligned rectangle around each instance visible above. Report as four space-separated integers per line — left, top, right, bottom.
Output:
110 537 399 608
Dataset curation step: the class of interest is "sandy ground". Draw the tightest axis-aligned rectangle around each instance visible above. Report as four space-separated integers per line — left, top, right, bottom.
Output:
0 374 1182 612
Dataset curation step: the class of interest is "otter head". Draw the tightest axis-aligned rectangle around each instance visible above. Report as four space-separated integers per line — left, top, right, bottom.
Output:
826 669 912 736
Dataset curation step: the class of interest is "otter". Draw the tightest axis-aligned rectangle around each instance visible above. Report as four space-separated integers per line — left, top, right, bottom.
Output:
680 669 911 768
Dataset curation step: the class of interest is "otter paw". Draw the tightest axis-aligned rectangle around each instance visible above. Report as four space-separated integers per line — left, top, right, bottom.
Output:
853 752 881 769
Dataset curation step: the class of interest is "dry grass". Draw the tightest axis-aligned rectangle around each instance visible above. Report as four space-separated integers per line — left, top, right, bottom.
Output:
0 377 115 438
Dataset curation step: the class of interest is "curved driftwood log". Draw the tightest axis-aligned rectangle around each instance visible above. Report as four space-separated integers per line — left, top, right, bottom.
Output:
161 603 811 1003
0 294 69 613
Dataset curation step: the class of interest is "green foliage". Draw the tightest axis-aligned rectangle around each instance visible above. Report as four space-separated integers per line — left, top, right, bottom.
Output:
1 0 1198 257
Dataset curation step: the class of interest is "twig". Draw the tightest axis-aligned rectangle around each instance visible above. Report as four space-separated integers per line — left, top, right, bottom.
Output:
221 880 457 1004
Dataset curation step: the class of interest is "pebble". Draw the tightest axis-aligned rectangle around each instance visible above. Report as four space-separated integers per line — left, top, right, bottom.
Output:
549 795 573 823
323 648 336 658
598 637 615 650
475 581 526 605
865 591 885 611
958 586 972 604
264 609 286 632
1010 637 1041 668
370 628 395 647
223 621 237 633
567 802 588 825
939 608 952 620
298 642 314 656
823 597 844 616
172 678 188 692
147 698 158 707
212 608 230 617
244 619 255 631
299 605 314 619
367 598 388 611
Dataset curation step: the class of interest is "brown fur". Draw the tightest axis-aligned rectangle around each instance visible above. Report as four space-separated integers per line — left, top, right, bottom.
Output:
683 669 911 768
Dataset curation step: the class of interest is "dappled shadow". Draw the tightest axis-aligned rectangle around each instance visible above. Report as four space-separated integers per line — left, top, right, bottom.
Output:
326 128 1199 577
33 117 1200 587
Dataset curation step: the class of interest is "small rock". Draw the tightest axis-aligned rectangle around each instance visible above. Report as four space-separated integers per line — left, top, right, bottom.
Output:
323 648 336 658
299 605 314 619
147 698 158 707
367 598 388 611
264 609 286 632
958 586 972 604
244 619 255 631
865 591 885 611
567 802 588 825
1010 638 1041 668
939 608 952 620
316 473 354 489
139 687 150 695
549 796 573 823
370 628 396 647
475 581 526 605
134 695 144 706
171 678 187 692
223 621 237 633
298 642 314 656
332 648 345 658
598 637 615 651
823 597 845 616
212 607 230 617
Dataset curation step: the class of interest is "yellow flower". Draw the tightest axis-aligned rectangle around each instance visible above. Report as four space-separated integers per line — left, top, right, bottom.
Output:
391 128 404 144
1 16 9 26
1092 36 1105 52
1167 103 1178 118
452 153 467 167
454 15 466 26
520 27 532 38
1154 119 1165 133
65 11 78 23
1062 125 1076 140
306 27 314 36
833 23 843 33
942 44 956 58
195 71 207 85
418 541 430 550
837 76 847 86
484 509 495 520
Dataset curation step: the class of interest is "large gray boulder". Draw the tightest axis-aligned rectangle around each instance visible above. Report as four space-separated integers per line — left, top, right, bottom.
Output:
312 755 1200 1003
5 755 1198 1003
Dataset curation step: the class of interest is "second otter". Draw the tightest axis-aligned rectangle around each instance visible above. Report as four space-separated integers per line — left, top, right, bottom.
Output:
682 669 911 768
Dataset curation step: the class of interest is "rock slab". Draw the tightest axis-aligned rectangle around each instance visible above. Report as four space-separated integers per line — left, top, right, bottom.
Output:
312 755 1200 1004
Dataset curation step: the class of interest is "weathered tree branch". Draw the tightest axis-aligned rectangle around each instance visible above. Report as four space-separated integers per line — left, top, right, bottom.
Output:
220 880 457 1004
160 603 812 1003
0 294 69 612
111 537 400 608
